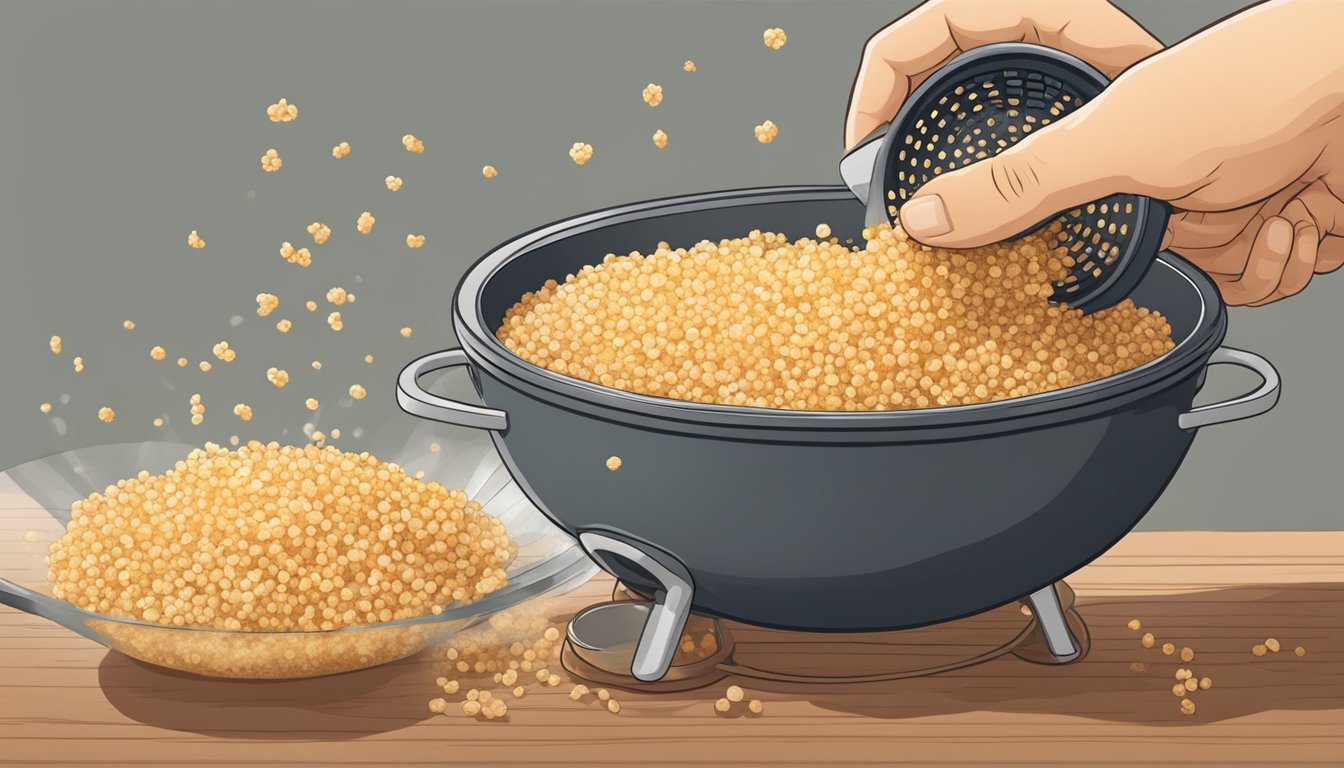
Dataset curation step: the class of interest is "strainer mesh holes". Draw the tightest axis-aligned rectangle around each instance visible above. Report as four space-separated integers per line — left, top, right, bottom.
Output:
884 61 1153 308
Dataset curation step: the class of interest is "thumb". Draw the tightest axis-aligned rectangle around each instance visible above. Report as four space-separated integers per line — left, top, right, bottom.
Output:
897 102 1143 248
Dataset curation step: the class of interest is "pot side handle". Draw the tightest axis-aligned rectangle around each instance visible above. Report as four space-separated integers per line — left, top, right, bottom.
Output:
1178 347 1280 430
396 349 509 431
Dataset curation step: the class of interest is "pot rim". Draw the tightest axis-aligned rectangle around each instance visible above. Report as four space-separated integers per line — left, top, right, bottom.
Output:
453 185 1226 431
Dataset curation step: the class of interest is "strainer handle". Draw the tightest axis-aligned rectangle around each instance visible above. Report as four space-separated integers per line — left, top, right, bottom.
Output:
1178 347 1280 430
396 349 509 431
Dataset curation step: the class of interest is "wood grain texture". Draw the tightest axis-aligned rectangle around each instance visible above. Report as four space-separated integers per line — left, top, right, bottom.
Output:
0 531 1340 768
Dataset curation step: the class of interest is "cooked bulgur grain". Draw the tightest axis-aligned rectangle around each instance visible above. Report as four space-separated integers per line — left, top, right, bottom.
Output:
187 230 206 249
400 327 413 338
497 222 1174 411
1252 643 1268 656
276 319 292 333
386 176 403 192
150 346 167 361
349 384 367 400
1127 619 1142 631
726 685 744 702
1295 646 1306 657
763 28 787 49
684 60 696 72
606 456 622 470
47 442 514 631
1265 638 1281 653
73 356 85 373
642 83 664 106
261 149 282 173
306 300 318 312
311 360 322 370
428 697 447 713
356 212 375 234
40 402 52 414
305 398 319 411
1161 643 1175 656
569 143 594 165
256 294 280 317
332 141 351 159
97 407 115 423
123 320 136 330
815 223 832 239
482 165 498 179
1180 646 1195 662
212 341 236 362
1180 698 1196 715
748 700 763 714
280 241 312 268
49 335 62 354
327 312 343 331
402 134 425 154
1199 677 1212 690
266 367 290 388
407 234 426 249
755 120 779 143
177 357 189 367
714 698 731 713
653 129 669 149
198 361 212 372
266 98 298 123
307 222 332 244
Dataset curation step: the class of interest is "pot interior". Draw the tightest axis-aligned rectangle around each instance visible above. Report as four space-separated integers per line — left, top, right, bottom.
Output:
476 189 1208 356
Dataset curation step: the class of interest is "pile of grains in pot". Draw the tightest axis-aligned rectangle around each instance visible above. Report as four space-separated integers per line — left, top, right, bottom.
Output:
46 441 517 631
496 221 1175 411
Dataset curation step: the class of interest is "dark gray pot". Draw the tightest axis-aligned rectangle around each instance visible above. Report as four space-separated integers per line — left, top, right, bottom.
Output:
397 186 1279 635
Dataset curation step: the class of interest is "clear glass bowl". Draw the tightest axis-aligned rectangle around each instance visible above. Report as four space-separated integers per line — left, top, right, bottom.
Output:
0 438 596 679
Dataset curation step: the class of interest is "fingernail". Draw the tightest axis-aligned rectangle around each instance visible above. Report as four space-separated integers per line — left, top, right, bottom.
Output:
900 194 952 238
1266 217 1293 254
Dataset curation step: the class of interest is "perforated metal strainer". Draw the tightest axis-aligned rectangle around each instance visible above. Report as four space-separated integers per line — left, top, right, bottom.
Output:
840 42 1170 313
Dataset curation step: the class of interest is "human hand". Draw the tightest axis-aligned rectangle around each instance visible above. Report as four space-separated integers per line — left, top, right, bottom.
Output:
853 0 1344 306
844 0 1163 150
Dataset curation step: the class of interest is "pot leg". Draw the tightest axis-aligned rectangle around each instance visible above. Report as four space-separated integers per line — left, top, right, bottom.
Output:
577 531 695 682
1025 584 1081 662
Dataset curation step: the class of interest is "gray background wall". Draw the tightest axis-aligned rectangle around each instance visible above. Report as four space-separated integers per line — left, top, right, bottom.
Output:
1 0 1334 530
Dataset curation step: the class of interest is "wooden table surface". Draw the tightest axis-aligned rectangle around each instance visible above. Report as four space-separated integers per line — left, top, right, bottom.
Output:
1 531 1340 768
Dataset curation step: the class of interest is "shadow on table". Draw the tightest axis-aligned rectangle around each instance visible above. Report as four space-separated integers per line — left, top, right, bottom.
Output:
702 583 1344 726
97 584 1341 736
97 648 441 739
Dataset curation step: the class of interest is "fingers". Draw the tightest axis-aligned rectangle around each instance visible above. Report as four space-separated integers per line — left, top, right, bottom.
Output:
1166 209 1260 250
1244 195 1327 305
843 0 1162 149
898 105 1132 247
1174 215 1263 275
1246 221 1319 306
1318 235 1344 273
845 4 960 150
1211 216 1295 305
